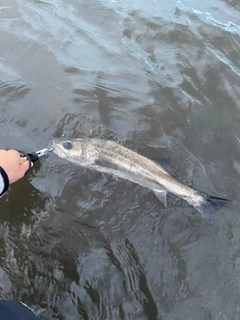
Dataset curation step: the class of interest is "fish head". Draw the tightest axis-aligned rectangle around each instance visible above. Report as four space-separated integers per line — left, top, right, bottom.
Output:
53 138 96 165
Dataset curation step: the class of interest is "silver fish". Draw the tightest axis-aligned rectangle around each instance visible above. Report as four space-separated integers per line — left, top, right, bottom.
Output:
53 138 228 219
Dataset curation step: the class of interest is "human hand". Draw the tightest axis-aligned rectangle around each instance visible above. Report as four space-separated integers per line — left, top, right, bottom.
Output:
0 149 32 184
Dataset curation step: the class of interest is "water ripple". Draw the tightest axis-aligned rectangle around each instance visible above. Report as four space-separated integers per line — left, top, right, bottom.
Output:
0 0 239 318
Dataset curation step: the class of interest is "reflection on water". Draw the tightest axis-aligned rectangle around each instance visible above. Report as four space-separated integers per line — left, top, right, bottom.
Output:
1 0 240 318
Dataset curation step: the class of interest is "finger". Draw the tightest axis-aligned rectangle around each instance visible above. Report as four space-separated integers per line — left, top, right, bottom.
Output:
20 159 32 174
19 157 33 166
19 157 26 165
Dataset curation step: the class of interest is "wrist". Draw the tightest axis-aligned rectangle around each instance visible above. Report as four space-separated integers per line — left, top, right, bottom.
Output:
0 166 9 197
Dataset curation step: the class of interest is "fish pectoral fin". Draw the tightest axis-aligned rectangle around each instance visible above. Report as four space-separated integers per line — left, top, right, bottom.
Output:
153 191 167 206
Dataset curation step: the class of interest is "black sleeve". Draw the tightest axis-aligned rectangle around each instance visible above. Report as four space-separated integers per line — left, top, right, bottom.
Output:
0 300 41 320
0 167 9 197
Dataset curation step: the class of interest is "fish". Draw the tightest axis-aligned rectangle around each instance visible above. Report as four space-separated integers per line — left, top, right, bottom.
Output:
53 138 228 219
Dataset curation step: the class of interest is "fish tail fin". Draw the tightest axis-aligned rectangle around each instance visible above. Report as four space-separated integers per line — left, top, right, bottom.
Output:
194 194 229 220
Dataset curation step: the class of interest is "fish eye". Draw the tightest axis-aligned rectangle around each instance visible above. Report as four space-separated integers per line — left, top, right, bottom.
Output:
63 140 73 150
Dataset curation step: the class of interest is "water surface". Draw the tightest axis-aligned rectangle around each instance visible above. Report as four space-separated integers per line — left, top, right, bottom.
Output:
0 0 240 319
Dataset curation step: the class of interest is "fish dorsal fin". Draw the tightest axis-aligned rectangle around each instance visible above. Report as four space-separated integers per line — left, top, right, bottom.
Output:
153 191 167 206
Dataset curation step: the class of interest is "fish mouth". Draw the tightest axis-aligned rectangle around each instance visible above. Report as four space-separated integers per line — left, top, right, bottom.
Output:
49 140 56 150
52 140 66 158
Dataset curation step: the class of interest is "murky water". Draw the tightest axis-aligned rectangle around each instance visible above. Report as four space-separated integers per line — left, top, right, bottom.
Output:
0 0 240 319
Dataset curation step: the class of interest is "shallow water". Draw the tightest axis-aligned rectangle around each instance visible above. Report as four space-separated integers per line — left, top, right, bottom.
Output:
0 0 240 319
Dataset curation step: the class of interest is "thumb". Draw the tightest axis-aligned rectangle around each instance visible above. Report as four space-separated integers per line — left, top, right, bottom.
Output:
20 160 33 175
